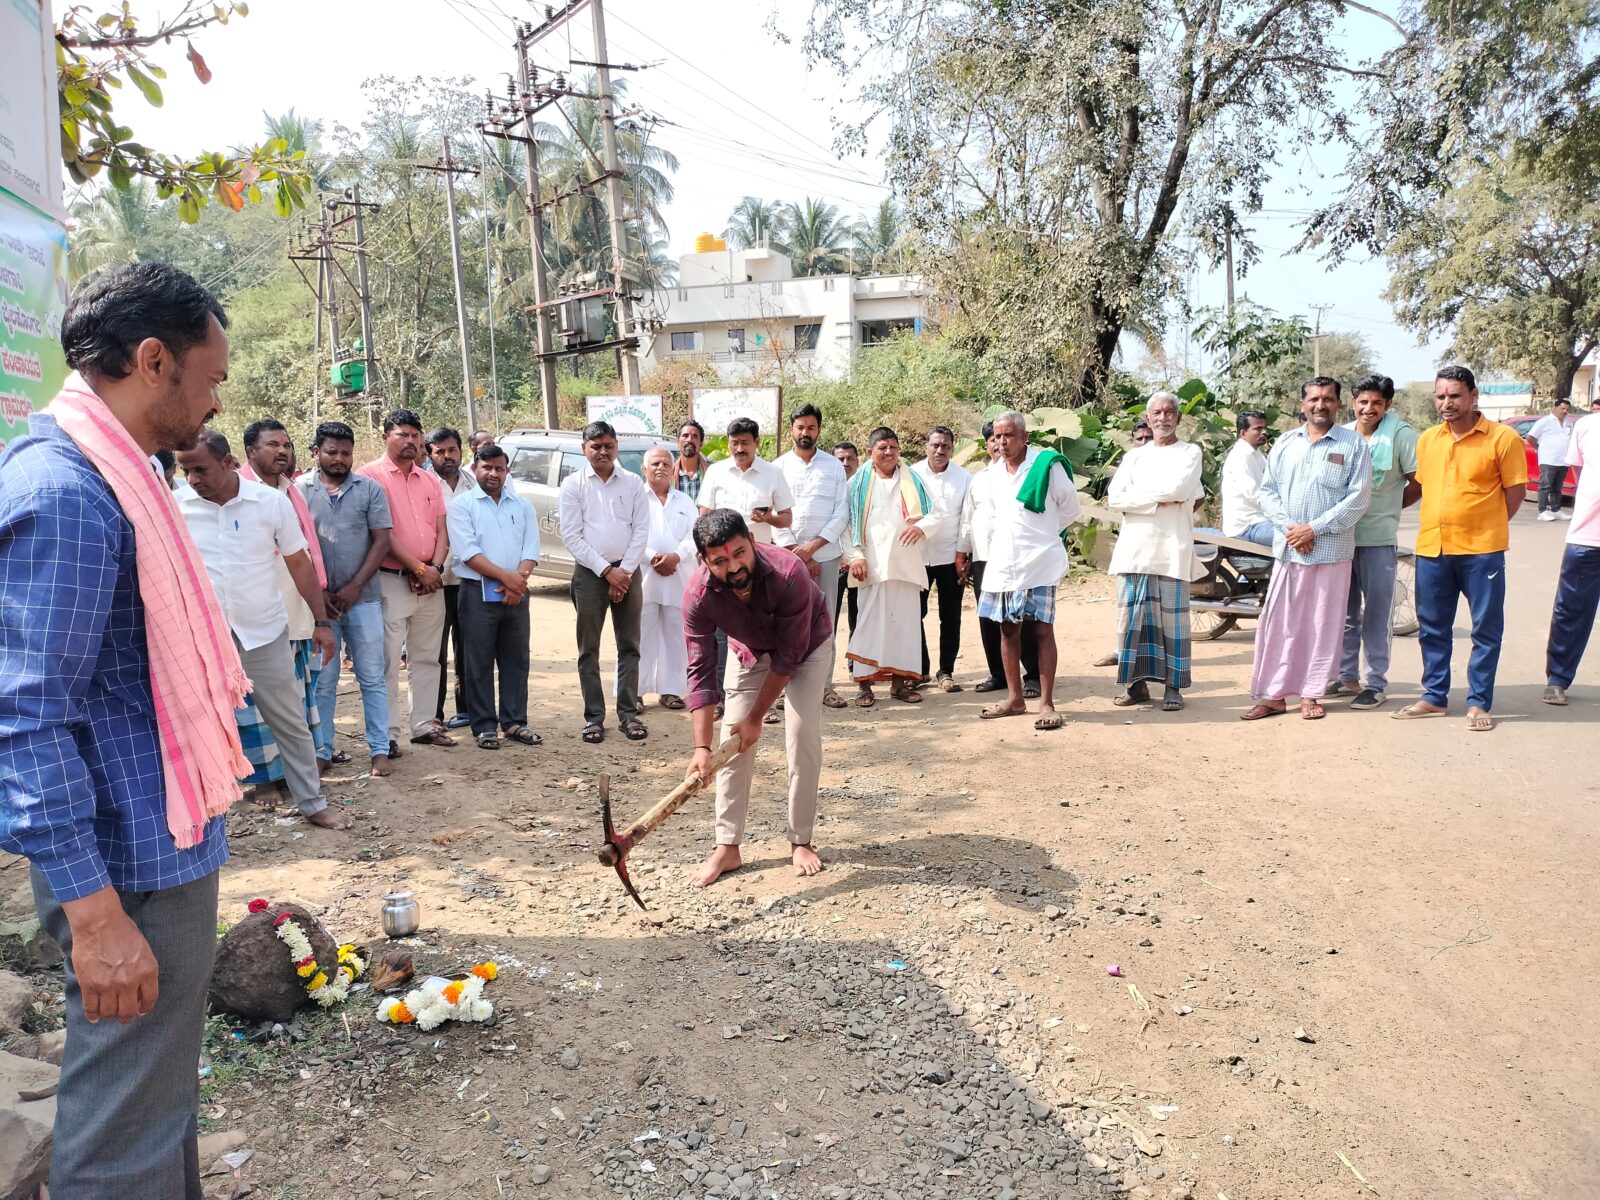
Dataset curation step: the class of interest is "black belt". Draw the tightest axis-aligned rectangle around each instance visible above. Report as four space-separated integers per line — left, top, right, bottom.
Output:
378 566 409 576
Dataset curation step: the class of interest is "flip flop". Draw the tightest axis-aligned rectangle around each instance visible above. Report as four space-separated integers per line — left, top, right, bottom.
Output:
1241 703 1287 721
822 689 848 709
409 730 457 747
935 674 963 693
891 684 923 704
1113 685 1151 707
1033 711 1064 731
659 695 686 710
1161 690 1184 712
1300 701 1326 720
1466 710 1495 732
855 691 876 709
1023 681 1042 700
979 702 1024 720
1541 686 1568 706
973 678 1005 693
1092 653 1119 668
1391 702 1448 720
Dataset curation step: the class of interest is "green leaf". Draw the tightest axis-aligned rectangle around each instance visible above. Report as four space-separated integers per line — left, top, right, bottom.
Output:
178 192 202 223
273 179 293 217
108 158 131 190
1176 378 1209 402
1029 406 1084 438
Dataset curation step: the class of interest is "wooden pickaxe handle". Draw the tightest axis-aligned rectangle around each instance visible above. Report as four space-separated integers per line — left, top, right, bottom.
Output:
597 734 744 867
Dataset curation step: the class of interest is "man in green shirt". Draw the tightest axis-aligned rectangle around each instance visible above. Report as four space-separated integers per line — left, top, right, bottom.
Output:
1332 374 1420 708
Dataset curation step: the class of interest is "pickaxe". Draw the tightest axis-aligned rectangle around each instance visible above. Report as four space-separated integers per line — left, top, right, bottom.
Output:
597 734 744 909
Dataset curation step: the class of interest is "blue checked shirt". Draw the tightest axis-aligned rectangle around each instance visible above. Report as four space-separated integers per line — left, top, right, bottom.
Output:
1259 423 1373 566
0 414 228 901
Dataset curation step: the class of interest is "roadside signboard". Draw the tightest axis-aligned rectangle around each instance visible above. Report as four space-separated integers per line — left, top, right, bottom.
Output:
586 394 664 436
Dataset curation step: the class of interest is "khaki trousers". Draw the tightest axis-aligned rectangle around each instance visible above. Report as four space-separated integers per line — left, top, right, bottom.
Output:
715 642 829 846
380 571 446 741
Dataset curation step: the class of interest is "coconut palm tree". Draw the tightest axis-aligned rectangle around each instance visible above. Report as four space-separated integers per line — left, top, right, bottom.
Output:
531 76 678 287
724 197 789 252
68 180 158 281
261 108 334 190
853 198 909 274
782 198 860 276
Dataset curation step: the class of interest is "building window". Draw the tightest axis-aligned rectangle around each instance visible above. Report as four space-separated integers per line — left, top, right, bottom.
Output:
823 278 836 292
670 331 696 352
727 328 746 353
794 323 821 352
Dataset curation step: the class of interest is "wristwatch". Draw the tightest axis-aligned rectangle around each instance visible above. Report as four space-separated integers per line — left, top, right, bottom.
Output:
314 619 334 628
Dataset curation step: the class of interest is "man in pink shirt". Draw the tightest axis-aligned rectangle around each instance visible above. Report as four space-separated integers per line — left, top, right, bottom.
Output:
358 409 454 753
1543 407 1600 705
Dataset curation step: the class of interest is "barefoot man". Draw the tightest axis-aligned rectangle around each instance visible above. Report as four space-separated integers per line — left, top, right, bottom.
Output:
685 510 834 887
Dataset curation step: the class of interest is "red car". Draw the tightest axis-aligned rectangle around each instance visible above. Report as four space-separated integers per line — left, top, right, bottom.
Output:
1504 414 1577 499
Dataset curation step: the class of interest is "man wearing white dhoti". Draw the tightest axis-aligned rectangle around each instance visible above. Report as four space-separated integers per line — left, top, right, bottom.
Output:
843 427 940 707
639 447 699 708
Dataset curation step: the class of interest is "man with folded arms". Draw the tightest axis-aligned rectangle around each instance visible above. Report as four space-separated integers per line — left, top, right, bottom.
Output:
360 409 454 753
447 443 541 750
1 264 248 1193
298 421 394 776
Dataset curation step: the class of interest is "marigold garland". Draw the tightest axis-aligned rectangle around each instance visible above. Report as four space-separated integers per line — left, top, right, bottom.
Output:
377 962 498 1030
263 904 365 1008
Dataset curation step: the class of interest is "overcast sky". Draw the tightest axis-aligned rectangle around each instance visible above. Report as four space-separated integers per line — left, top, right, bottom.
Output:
119 0 1453 386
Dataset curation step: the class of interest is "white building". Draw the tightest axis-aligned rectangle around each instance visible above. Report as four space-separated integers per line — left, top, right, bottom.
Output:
639 241 929 383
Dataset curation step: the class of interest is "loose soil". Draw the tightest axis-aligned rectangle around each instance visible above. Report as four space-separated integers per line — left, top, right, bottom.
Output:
25 511 1600 1200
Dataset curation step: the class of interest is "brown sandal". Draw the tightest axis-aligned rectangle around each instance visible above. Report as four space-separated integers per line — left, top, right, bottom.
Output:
1241 703 1287 721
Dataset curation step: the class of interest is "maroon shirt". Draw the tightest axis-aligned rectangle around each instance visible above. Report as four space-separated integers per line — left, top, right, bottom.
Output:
683 542 832 712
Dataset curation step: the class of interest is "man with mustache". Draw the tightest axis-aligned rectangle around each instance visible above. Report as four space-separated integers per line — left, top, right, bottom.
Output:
684 509 833 888
773 403 850 711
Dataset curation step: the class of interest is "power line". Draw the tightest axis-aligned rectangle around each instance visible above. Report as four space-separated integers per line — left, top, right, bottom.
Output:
604 10 855 173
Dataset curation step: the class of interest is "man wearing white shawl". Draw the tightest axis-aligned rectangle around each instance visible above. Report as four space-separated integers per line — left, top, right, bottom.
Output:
843 427 940 706
639 447 700 708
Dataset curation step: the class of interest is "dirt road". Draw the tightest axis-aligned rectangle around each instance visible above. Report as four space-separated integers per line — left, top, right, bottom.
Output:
205 507 1598 1200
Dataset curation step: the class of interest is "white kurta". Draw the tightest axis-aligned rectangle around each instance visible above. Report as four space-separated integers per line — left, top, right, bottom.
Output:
1106 441 1206 581
983 448 1082 592
845 470 935 681
639 488 699 696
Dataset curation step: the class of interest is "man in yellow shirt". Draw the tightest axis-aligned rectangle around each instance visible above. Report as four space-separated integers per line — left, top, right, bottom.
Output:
1394 366 1528 731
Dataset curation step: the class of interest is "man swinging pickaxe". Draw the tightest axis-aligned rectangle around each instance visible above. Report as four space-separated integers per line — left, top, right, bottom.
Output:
597 734 743 909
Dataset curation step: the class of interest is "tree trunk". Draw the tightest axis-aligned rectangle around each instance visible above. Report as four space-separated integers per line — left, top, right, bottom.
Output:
1079 297 1125 407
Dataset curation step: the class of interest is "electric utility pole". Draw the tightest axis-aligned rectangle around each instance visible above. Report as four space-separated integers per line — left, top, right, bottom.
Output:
1310 303 1333 375
418 140 482 432
590 0 642 394
479 2 647 428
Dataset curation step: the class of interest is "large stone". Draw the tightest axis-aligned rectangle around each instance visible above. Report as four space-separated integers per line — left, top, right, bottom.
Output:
33 1030 65 1066
0 972 31 1037
208 904 341 1022
0 1050 57 1200
0 876 61 973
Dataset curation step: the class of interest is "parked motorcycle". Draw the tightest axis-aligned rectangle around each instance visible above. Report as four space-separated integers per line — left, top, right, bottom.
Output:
1190 532 1418 641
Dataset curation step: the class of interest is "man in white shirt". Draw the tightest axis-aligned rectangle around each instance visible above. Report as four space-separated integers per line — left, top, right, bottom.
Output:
957 421 1041 693
975 411 1083 730
1106 393 1204 712
558 421 651 743
638 447 700 708
1529 399 1577 520
1221 411 1272 545
698 417 795 543
175 432 351 829
912 425 972 691
773 403 850 710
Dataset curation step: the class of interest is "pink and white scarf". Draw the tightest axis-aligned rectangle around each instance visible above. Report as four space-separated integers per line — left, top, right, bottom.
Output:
47 375 250 849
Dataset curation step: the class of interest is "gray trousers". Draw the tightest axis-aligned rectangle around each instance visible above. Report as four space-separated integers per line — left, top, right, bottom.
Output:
236 631 327 817
34 868 219 1200
570 565 643 726
814 556 841 682
1338 544 1398 692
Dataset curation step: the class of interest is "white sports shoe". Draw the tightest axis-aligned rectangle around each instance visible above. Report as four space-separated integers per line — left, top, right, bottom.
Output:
1559 511 1573 520
1538 511 1557 521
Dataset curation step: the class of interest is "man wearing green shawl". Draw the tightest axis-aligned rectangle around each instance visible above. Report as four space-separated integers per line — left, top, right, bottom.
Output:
843 427 941 705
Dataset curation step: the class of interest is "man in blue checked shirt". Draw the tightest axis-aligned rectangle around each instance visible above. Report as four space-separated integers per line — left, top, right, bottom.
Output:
446 442 542 750
1242 377 1372 722
0 263 233 1197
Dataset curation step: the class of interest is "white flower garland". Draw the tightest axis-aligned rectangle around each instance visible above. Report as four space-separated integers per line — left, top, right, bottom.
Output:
376 968 496 1030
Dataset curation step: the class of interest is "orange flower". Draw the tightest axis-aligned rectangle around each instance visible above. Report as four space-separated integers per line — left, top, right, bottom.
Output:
471 962 498 981
391 1002 415 1024
443 980 465 1005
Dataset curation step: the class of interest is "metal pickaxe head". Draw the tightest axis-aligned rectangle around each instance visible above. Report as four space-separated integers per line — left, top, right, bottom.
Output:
598 773 647 910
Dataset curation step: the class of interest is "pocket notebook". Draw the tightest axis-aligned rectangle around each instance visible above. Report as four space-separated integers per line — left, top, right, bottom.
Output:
482 579 505 602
